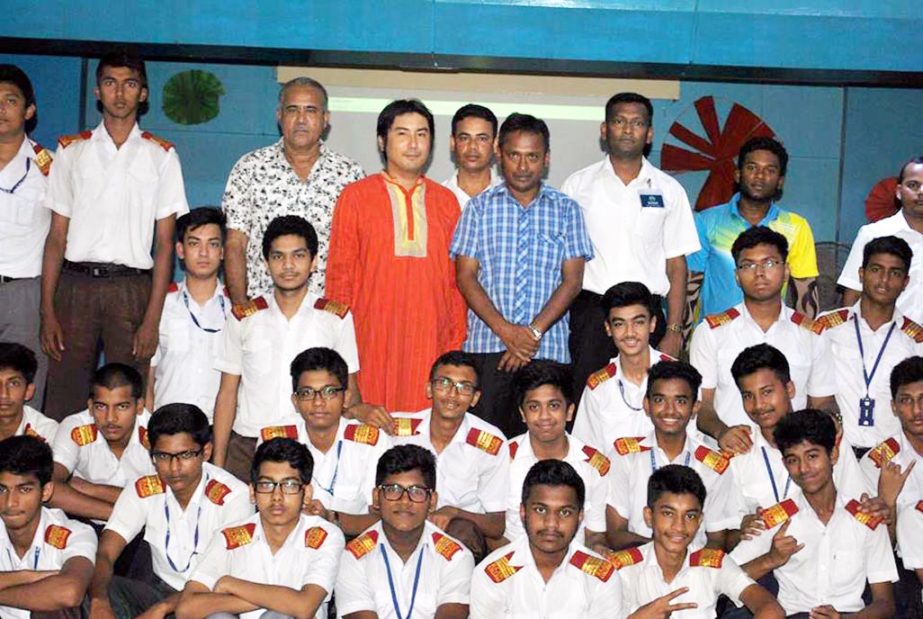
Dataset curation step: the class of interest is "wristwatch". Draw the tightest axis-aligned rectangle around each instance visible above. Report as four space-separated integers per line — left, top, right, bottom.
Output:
666 323 683 333
527 324 543 340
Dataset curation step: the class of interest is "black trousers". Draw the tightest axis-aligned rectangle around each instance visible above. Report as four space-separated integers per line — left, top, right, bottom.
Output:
469 352 527 439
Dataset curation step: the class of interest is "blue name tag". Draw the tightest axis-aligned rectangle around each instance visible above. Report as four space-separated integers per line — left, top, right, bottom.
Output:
640 193 665 208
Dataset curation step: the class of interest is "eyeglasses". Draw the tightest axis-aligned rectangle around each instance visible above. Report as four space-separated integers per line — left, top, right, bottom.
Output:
151 449 203 464
736 258 783 273
378 483 431 503
430 377 477 396
294 385 346 401
253 479 304 495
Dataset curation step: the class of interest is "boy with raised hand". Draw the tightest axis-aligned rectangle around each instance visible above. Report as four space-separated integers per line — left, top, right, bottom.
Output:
503 360 609 551
335 444 475 619
614 464 783 619
147 207 229 420
0 436 96 619
573 281 675 449
177 438 344 619
606 360 739 552
471 460 622 618
0 342 58 442
258 347 391 536
731 410 898 618
88 403 251 619
51 363 154 521
391 351 508 560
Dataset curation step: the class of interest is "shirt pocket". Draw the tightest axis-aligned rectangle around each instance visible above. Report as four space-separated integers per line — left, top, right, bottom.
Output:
634 196 667 244
534 231 566 272
0 192 41 226
162 319 191 356
831 549 865 592
241 329 274 378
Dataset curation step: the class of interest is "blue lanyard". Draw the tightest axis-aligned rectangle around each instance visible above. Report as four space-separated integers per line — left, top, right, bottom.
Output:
163 493 203 573
650 448 690 472
181 289 227 333
5 546 40 570
315 441 343 495
853 318 896 396
761 446 791 503
381 544 424 619
0 157 30 194
617 379 643 412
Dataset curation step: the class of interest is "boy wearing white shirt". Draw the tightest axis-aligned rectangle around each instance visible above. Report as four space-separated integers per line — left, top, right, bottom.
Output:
0 436 96 618
148 208 229 420
177 438 344 619
0 343 58 443
336 444 474 619
89 403 252 618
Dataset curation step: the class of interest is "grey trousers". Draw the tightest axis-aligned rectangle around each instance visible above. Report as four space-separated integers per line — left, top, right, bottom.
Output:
0 276 47 410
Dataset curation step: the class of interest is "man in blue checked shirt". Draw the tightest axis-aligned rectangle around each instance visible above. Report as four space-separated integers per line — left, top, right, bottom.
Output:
451 113 593 438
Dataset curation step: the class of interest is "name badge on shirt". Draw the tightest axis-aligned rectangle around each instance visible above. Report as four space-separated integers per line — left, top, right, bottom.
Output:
859 396 875 427
639 193 665 208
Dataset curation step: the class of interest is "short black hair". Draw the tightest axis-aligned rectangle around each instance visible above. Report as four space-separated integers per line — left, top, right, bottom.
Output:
375 444 437 490
730 225 789 264
429 350 480 386
251 438 314 485
890 355 923 399
738 137 789 176
0 64 35 108
290 347 348 393
898 155 923 184
773 409 836 455
451 104 498 137
600 281 658 317
96 48 148 90
731 343 792 387
513 360 573 408
0 342 37 384
377 99 435 160
647 464 706 509
646 360 702 399
262 215 318 260
604 92 653 125
90 363 144 400
862 235 913 272
147 403 212 452
498 112 550 152
176 207 227 244
521 459 585 508
0 435 53 486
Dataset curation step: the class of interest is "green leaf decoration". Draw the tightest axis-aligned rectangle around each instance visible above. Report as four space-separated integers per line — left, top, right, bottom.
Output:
162 70 225 125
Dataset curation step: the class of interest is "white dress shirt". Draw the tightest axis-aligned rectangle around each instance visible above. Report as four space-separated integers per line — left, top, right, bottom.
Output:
442 169 501 211
0 136 50 277
13 405 59 443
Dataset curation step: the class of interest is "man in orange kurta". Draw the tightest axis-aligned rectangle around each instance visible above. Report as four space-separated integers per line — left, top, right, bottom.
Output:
326 100 467 413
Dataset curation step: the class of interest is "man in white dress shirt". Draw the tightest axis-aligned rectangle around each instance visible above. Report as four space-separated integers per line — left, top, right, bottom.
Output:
0 343 58 443
442 104 500 211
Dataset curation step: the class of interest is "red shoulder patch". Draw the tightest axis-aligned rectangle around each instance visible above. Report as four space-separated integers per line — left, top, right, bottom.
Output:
694 445 730 474
582 445 611 476
868 438 900 469
260 425 299 442
346 530 379 558
313 297 349 319
508 440 519 460
814 309 850 333
901 316 923 343
613 436 650 456
606 547 643 570
587 363 616 390
570 550 614 582
138 426 150 450
466 428 502 456
167 281 179 293
205 479 232 506
344 424 380 446
32 143 52 176
689 548 725 568
135 474 165 498
705 307 740 329
141 131 175 152
760 498 799 528
393 417 423 437
845 499 883 529
485 551 522 583
57 130 91 149
44 525 72 549
222 523 256 549
70 424 98 446
790 311 823 335
432 532 463 561
231 296 268 321
305 526 328 549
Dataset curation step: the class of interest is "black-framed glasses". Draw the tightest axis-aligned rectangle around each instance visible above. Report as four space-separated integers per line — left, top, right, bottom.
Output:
253 479 304 495
151 448 203 464
430 376 477 396
378 483 431 503
736 258 783 273
0 157 30 195
294 385 346 401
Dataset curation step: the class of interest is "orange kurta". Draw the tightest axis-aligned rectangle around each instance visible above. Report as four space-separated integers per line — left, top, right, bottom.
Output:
326 173 467 412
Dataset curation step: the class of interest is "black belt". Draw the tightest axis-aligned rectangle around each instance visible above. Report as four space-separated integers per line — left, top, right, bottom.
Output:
0 275 22 284
63 261 150 278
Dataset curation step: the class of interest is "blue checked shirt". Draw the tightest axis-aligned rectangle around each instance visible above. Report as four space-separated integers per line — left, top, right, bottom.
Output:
450 182 593 362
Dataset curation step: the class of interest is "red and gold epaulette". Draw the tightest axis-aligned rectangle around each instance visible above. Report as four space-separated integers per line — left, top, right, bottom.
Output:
260 425 299 442
231 296 268 321
760 498 799 528
70 423 98 446
606 547 643 570
901 317 923 343
569 550 614 582
508 441 519 460
141 131 175 152
432 532 463 561
135 474 165 498
845 499 883 529
814 309 850 333
167 281 179 293
613 436 650 456
44 524 71 549
868 437 900 469
587 363 616 390
705 307 740 329
305 526 328 549
23 424 43 440
582 445 611 476
222 523 256 549
790 311 821 334
346 530 379 558
689 548 725 568
57 130 91 149
484 551 522 583
138 426 150 450
32 143 52 176
466 428 502 456
313 297 349 319
344 423 380 446
205 479 232 505
393 417 422 437
694 445 730 474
